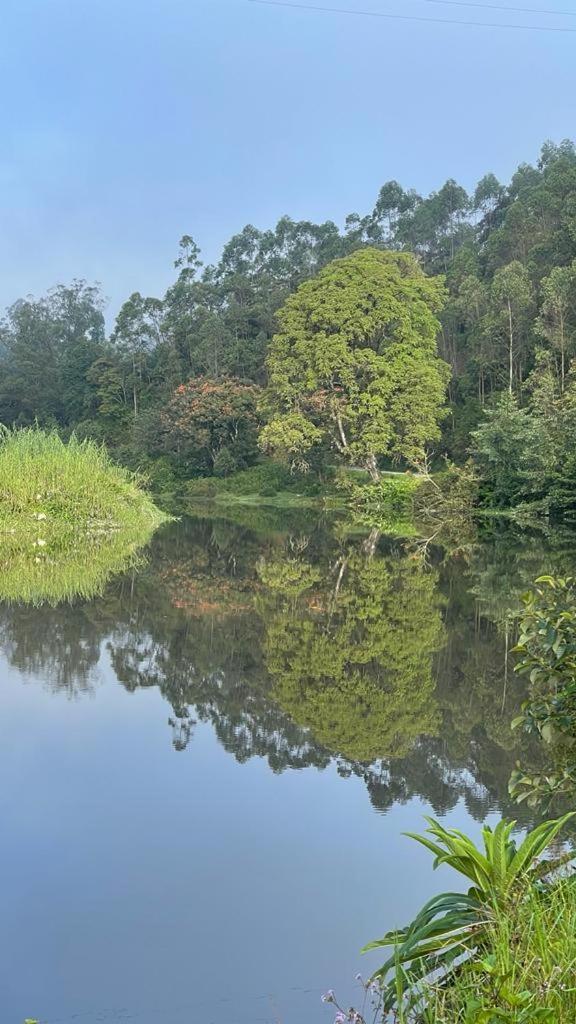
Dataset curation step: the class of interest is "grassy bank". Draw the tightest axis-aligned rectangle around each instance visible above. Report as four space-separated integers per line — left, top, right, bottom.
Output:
183 462 333 506
0 428 168 603
352 814 576 1024
425 880 576 1022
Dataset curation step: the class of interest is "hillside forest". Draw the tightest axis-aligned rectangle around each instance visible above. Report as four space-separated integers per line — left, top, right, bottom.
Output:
4 138 576 515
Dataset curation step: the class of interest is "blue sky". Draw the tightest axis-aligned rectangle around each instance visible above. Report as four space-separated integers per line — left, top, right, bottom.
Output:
1 0 575 320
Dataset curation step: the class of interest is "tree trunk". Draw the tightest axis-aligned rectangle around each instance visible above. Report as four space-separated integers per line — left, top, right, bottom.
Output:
507 299 514 395
365 454 380 482
335 412 348 453
560 313 566 393
362 527 381 558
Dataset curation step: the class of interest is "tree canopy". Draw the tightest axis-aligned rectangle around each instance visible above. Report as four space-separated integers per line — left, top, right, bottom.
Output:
260 248 450 477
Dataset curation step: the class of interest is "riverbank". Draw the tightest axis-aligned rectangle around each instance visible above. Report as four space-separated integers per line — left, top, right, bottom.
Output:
0 428 169 602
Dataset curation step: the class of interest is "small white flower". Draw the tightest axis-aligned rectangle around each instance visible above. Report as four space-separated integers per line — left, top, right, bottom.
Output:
36 538 47 547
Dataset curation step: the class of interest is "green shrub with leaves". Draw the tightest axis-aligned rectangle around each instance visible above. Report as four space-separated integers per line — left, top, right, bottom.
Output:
510 575 576 806
426 876 576 1023
363 813 575 1016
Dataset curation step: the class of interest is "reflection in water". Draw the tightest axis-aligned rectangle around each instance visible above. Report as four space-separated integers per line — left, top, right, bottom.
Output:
259 547 443 761
1 512 572 822
0 519 159 605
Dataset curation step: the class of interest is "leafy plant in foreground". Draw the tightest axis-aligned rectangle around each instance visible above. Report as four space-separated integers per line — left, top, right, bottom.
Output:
510 575 576 806
362 813 575 1015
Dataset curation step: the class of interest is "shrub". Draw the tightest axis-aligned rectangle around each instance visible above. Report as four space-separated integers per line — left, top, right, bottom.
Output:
363 813 575 1017
510 575 576 806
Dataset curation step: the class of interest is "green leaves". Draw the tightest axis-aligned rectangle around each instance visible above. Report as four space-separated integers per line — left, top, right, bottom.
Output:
363 813 575 1013
262 248 449 473
510 576 576 806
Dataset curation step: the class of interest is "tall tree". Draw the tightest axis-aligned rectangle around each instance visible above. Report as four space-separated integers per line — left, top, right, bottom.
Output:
536 262 576 391
111 292 164 418
0 281 105 427
260 249 449 479
489 261 534 393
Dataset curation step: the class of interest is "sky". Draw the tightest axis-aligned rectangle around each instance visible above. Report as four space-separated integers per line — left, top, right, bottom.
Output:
1 0 575 321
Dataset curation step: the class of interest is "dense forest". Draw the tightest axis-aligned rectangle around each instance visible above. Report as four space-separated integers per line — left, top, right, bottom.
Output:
3 138 576 514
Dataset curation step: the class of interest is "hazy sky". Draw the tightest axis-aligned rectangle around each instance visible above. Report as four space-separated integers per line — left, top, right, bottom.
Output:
1 0 575 320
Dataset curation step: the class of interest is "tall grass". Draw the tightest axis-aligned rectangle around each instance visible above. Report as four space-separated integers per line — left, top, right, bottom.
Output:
425 878 576 1022
0 428 168 603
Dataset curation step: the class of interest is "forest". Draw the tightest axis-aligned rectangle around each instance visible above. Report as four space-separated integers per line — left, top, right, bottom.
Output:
2 137 576 517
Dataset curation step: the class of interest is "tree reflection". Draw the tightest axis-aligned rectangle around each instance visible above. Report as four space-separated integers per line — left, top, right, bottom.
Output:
258 545 444 761
0 513 570 822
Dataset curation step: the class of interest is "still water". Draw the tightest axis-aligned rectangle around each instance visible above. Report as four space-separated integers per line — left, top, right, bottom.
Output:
0 507 570 1024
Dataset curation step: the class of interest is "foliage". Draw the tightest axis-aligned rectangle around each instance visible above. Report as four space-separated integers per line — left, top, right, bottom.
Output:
0 427 168 603
259 546 444 761
470 395 552 510
1 140 576 508
362 813 575 1016
343 474 422 535
159 376 262 477
424 877 576 1023
0 281 105 427
535 261 576 391
510 575 576 806
261 249 450 475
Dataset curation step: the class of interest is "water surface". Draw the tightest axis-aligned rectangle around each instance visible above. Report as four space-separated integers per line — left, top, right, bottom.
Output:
0 509 570 1024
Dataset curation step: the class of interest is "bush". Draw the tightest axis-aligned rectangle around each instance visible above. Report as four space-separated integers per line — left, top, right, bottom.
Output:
348 475 422 528
359 813 576 1021
510 575 576 807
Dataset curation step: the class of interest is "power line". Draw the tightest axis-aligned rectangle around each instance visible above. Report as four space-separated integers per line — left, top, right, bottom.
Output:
249 0 576 30
427 0 576 17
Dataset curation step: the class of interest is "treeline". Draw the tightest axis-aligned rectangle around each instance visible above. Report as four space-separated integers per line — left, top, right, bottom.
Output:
2 139 576 506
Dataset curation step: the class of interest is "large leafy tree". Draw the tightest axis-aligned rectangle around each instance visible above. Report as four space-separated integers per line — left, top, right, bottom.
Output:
260 248 450 479
159 376 262 477
0 281 105 427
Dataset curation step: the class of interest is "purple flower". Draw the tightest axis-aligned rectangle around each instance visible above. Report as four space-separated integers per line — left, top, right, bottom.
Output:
334 1014 347 1024
322 990 335 1004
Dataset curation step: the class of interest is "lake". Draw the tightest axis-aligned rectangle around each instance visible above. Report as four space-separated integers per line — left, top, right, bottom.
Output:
0 507 569 1024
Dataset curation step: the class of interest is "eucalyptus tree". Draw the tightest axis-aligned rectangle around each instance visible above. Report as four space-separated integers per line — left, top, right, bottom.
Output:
536 261 576 390
489 261 534 393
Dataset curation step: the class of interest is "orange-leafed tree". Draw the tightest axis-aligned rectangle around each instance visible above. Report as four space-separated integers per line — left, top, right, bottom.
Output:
160 376 262 477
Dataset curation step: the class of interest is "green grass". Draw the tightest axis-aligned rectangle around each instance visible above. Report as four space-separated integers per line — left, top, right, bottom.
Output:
184 461 330 501
424 879 576 1022
0 428 168 603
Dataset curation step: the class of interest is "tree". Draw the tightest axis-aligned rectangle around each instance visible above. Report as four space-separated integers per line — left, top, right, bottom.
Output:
470 394 552 508
111 292 164 418
260 249 450 479
473 172 505 230
159 376 262 477
536 262 576 391
370 180 420 243
489 261 534 393
454 274 491 402
0 281 105 427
